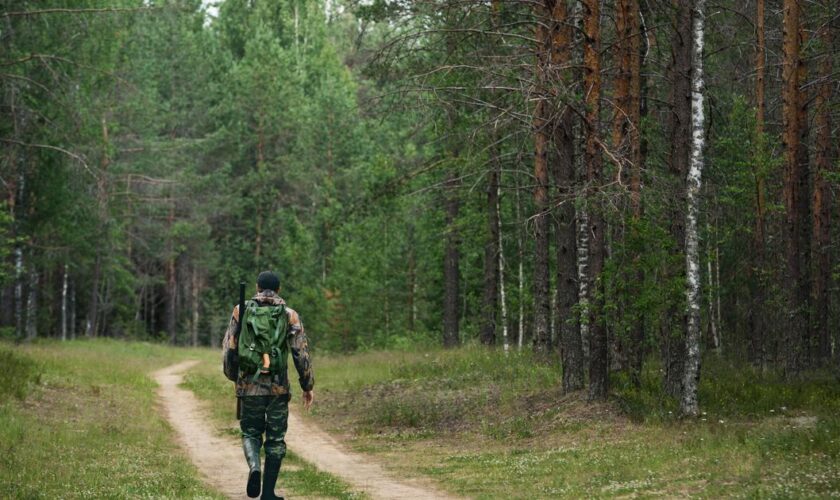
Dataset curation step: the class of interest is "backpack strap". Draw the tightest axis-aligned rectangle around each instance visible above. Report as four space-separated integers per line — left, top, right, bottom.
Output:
270 305 285 346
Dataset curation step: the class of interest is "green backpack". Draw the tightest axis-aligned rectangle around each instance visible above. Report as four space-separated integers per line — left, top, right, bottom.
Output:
237 300 288 379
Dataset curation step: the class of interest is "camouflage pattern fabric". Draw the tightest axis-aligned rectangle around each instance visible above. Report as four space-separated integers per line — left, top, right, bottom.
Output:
222 290 315 397
240 395 289 461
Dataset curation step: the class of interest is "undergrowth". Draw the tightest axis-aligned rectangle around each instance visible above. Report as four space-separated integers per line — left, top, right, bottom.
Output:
613 356 840 422
0 347 41 402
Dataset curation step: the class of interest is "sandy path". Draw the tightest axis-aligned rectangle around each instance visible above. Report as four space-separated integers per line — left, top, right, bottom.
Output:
153 360 252 499
153 361 458 500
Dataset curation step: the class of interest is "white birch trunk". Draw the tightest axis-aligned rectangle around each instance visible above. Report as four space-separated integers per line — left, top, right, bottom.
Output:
706 222 719 350
14 247 23 336
681 0 706 417
497 182 510 352
61 264 69 341
69 279 76 340
715 237 722 353
515 183 525 349
577 205 590 360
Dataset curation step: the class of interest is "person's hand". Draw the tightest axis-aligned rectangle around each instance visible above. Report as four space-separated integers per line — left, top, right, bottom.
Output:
302 390 314 411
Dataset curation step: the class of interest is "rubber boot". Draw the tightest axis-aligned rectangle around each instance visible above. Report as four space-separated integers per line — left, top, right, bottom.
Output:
243 439 262 498
260 456 283 500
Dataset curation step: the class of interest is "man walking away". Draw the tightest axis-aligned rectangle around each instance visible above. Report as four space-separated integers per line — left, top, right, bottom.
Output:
222 271 315 499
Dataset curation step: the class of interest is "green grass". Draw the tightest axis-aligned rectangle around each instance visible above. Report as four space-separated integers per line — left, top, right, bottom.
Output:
0 339 219 499
303 344 840 498
7 339 838 498
1 339 363 499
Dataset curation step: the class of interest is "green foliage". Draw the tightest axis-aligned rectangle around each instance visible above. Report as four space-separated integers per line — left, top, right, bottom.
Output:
0 346 40 402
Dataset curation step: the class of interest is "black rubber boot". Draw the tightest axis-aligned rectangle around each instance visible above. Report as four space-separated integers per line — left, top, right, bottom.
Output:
243 439 262 498
260 456 283 500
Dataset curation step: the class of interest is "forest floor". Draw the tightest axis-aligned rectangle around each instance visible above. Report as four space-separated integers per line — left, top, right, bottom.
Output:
4 339 840 498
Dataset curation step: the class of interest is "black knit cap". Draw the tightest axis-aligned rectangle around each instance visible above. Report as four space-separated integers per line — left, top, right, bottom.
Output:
257 271 280 291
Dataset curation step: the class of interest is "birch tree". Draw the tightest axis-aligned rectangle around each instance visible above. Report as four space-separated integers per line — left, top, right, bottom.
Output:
680 0 706 418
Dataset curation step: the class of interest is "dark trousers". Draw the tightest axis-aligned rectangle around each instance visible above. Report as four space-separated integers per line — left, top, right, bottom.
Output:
240 395 289 461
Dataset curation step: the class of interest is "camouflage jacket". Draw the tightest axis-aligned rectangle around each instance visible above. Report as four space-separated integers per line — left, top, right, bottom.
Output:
222 290 314 397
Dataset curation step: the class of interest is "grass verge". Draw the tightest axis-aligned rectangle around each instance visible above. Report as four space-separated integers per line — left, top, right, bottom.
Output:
303 344 840 498
0 339 219 498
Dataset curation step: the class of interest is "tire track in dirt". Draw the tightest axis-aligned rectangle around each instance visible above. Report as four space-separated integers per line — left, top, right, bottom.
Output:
153 361 458 500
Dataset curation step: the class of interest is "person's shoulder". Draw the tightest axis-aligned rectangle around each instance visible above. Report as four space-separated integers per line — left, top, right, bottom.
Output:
285 306 302 326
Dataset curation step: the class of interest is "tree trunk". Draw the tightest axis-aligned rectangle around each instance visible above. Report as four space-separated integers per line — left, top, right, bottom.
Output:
408 225 417 332
191 265 200 347
663 0 693 397
61 264 68 341
796 33 811 365
681 0 706 417
748 0 768 365
582 0 607 401
811 2 833 364
480 157 500 346
516 173 526 349
166 201 177 344
86 254 101 337
497 179 510 352
25 264 37 341
706 221 720 350
782 0 805 375
577 207 590 364
87 116 110 338
546 0 582 390
443 171 461 348
628 0 647 387
14 246 24 337
69 278 76 340
532 3 552 355
614 0 645 385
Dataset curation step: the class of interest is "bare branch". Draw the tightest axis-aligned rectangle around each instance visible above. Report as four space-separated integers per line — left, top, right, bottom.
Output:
0 138 95 178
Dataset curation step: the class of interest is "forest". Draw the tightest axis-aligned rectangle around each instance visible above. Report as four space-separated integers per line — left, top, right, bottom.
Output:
1 0 837 418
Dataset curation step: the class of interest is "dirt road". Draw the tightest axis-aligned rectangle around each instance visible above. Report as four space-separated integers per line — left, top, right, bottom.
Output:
153 361 457 500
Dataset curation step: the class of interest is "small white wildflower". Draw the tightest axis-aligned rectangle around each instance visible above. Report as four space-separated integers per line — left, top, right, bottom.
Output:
718 419 725 424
